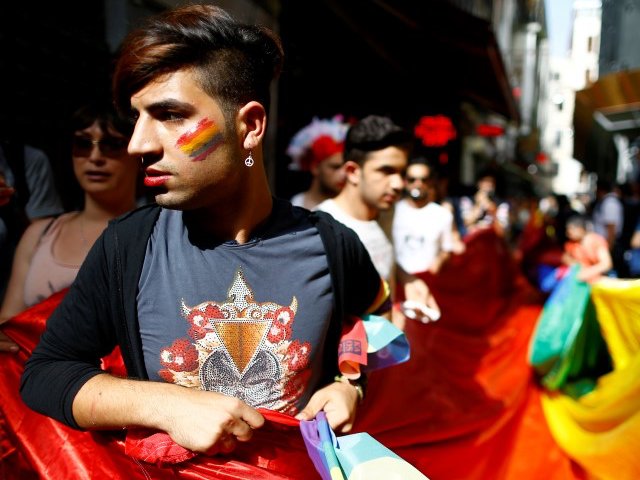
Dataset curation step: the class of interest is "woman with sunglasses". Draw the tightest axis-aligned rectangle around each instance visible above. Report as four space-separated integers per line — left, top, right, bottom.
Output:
0 102 139 346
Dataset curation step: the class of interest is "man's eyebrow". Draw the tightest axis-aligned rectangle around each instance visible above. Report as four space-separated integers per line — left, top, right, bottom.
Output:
146 99 195 113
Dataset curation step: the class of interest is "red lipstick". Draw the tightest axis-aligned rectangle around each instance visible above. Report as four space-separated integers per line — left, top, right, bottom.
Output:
143 175 170 187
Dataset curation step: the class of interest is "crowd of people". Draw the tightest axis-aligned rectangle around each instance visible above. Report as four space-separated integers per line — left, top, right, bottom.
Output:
0 3 638 479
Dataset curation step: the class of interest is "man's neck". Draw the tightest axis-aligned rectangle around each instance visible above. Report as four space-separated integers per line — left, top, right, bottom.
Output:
302 181 331 210
188 181 273 244
333 187 378 221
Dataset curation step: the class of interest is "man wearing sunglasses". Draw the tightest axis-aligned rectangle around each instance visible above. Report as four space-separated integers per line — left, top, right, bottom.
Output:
393 156 454 277
391 157 452 324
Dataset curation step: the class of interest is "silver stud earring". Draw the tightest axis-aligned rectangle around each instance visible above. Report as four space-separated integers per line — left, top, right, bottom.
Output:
245 150 254 167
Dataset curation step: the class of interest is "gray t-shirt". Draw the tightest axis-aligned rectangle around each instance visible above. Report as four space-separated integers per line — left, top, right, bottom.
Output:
137 202 333 414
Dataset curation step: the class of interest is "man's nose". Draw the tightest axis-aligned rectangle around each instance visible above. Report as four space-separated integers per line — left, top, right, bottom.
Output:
391 173 405 191
128 117 159 158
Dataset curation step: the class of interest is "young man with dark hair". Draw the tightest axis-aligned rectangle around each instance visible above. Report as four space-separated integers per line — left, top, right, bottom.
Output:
21 4 388 465
317 115 411 282
316 116 438 326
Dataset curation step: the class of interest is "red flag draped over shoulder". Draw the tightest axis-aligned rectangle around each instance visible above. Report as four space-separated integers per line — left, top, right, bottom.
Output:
354 229 585 480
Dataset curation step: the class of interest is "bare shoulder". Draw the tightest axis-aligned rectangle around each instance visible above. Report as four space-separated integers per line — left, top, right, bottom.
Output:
17 216 63 251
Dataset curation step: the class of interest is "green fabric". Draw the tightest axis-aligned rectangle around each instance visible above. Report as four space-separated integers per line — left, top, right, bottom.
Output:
528 266 612 393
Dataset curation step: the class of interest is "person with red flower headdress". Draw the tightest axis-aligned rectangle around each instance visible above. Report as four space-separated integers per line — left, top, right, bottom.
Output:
287 115 349 210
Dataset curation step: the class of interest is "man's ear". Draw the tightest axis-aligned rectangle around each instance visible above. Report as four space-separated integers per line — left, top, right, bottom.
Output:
343 160 361 185
237 101 267 150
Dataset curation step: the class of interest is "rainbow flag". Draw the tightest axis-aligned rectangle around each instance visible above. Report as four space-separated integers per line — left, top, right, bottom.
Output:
535 278 640 479
300 411 428 480
338 314 410 379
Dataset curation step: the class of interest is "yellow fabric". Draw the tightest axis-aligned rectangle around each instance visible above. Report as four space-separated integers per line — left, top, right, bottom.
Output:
541 278 640 480
591 278 640 369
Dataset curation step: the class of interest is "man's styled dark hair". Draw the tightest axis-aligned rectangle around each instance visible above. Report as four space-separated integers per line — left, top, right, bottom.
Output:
113 4 284 124
343 115 413 166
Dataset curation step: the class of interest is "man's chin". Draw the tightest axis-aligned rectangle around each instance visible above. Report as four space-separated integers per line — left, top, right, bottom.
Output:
377 201 395 211
154 193 188 210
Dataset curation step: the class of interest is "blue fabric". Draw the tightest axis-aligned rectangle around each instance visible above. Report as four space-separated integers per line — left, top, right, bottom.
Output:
628 249 640 276
361 314 410 371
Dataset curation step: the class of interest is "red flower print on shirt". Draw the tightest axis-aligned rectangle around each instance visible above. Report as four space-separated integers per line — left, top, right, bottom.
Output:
158 369 175 383
287 339 311 371
160 338 199 372
186 303 225 340
266 306 295 343
283 369 312 399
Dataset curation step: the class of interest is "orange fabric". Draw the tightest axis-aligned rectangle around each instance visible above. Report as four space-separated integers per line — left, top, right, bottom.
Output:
355 229 585 480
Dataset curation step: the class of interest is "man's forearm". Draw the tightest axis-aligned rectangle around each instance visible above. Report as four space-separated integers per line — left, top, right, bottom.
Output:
72 373 180 431
72 373 265 454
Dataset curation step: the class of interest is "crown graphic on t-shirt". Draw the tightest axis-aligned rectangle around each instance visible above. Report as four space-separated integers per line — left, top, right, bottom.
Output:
180 268 298 374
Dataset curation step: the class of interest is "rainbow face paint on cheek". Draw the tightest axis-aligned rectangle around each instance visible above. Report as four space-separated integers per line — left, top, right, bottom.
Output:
175 118 224 162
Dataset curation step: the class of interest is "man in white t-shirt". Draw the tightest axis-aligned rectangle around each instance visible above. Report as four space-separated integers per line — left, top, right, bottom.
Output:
317 116 440 326
317 115 410 282
393 157 453 275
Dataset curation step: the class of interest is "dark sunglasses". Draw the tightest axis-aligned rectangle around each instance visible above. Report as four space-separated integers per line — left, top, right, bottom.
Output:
72 135 128 157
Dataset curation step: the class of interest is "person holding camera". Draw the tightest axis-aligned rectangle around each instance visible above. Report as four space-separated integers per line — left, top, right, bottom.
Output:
459 168 510 236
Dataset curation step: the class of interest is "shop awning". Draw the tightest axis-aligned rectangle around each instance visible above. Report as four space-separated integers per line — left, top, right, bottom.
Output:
278 0 519 124
573 68 640 179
